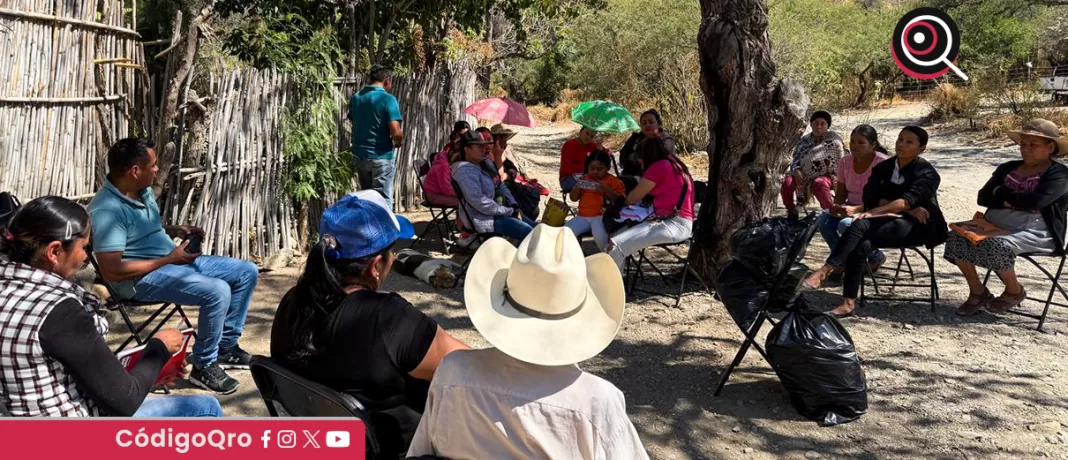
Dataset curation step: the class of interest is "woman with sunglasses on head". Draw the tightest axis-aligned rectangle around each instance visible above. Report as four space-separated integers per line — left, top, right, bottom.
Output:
803 126 948 317
617 109 677 191
0 196 222 417
271 191 468 457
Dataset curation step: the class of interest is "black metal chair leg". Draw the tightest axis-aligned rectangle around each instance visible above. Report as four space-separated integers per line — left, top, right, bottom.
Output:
715 310 772 396
903 249 916 281
1036 255 1066 331
674 260 690 309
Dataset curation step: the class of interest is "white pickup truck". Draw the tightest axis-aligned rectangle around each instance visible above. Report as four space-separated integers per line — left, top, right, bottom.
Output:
1040 66 1068 103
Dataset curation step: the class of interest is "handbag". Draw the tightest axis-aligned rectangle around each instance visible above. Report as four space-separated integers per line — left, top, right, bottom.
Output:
507 179 542 221
542 198 569 227
602 197 639 234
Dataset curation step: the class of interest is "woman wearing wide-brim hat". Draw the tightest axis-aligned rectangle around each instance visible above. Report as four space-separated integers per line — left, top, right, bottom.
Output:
407 225 650 460
947 118 1068 316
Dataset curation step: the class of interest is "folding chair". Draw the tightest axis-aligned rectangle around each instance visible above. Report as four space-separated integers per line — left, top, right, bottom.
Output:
714 213 821 396
249 356 382 459
87 250 195 353
859 245 940 312
409 159 459 254
449 178 500 288
982 252 1068 331
623 181 712 307
624 236 714 308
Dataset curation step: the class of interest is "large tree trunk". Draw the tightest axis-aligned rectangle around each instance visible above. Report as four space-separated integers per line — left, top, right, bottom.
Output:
692 0 809 279
154 3 213 191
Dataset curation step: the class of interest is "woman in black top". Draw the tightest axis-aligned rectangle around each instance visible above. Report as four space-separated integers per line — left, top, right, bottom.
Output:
271 192 467 457
803 127 948 317
947 119 1068 316
618 109 677 187
0 196 222 417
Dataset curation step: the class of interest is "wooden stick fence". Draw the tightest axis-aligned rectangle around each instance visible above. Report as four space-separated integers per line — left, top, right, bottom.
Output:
170 64 476 260
0 0 143 200
2 0 475 260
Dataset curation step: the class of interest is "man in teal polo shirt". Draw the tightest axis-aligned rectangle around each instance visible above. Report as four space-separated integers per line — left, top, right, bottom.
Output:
350 65 404 210
89 138 259 395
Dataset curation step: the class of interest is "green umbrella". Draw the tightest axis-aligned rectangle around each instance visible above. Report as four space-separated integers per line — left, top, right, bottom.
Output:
570 100 639 133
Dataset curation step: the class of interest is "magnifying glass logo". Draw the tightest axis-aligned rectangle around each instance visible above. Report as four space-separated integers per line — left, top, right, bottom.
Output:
892 8 968 81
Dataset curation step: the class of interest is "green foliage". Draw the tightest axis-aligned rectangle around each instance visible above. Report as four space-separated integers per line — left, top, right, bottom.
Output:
770 0 1052 109
497 43 577 105
769 0 903 109
921 0 1058 123
932 0 1046 68
215 0 350 202
281 80 351 203
562 0 707 151
217 0 343 71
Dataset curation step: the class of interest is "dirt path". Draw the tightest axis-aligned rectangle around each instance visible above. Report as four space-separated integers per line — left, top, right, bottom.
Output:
117 105 1068 459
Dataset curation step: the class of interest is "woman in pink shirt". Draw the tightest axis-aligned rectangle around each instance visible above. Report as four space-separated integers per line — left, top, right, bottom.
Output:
820 124 889 270
423 122 470 206
605 138 694 270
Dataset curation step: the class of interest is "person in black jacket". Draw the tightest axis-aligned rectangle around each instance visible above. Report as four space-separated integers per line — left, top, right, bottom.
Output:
802 126 948 317
0 196 222 417
617 109 677 190
946 119 1068 316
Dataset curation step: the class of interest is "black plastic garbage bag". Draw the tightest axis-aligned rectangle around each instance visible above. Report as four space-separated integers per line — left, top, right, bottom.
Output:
765 298 868 426
716 261 767 331
770 263 809 312
729 217 813 279
717 261 809 329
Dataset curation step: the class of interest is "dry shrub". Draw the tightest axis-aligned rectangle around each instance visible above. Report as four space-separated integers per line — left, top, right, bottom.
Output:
552 102 578 123
527 105 556 125
982 112 1023 138
527 88 584 125
550 88 585 123
600 132 631 151
927 83 977 122
874 93 912 107
1037 108 1068 129
981 108 1068 138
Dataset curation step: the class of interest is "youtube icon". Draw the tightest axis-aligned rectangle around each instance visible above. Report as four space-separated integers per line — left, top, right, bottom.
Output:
326 431 350 448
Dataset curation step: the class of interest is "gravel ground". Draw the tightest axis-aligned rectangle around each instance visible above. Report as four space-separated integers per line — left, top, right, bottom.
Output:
109 104 1068 460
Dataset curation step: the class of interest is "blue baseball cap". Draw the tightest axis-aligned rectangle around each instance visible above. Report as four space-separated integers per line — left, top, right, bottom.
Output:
319 190 416 260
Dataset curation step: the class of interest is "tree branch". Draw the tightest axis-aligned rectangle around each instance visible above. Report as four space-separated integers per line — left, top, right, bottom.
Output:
490 47 551 63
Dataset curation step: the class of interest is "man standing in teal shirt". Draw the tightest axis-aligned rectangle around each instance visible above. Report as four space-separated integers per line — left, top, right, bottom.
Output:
350 65 404 209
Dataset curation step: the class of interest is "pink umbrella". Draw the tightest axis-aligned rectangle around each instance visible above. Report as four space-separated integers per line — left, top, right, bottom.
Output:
463 97 536 128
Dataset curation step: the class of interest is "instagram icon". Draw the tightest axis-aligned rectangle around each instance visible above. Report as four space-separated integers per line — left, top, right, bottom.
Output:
277 430 297 449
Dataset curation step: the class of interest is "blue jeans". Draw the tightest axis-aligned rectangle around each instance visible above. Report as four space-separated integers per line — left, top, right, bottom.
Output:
494 215 536 241
354 156 397 210
819 211 885 264
134 255 259 368
134 395 223 417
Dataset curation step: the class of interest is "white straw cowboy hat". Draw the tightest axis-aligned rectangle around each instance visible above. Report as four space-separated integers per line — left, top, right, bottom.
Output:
464 225 625 366
1008 119 1068 157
